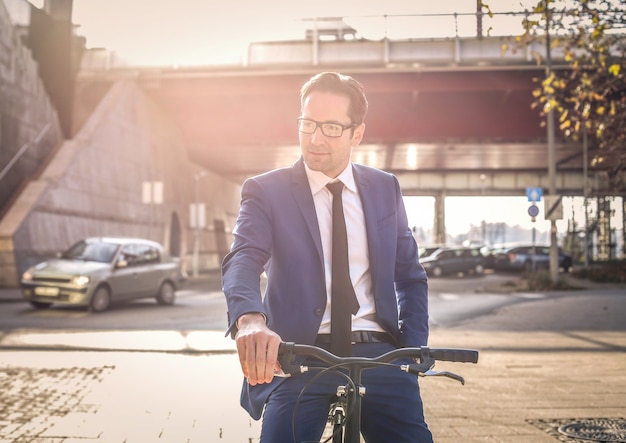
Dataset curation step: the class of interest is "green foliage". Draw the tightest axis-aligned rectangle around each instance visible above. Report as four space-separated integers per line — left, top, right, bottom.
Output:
485 0 626 192
572 260 626 282
524 269 576 290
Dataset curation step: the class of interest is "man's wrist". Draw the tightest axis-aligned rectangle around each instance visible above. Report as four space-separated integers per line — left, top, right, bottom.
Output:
236 312 267 329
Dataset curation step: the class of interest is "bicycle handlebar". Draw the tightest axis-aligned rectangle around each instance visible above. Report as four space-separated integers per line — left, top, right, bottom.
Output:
276 343 478 442
277 342 478 384
428 347 479 363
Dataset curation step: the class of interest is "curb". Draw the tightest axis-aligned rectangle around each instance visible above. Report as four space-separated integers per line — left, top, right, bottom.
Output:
0 329 237 354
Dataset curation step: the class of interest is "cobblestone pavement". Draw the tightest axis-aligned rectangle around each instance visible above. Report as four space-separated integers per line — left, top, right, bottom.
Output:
1 327 625 443
0 351 261 443
0 365 114 442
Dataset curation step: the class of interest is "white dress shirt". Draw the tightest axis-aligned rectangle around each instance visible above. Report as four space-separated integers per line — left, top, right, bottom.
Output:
304 162 385 334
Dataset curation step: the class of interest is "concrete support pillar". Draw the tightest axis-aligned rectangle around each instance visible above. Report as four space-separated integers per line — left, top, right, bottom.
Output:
44 0 73 20
30 0 76 136
434 193 446 245
597 196 612 260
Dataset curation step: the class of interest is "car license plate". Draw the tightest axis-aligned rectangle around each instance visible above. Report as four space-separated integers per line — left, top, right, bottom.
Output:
34 286 60 296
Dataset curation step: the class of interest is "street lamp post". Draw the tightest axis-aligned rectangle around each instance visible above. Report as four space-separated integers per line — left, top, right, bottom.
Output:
142 181 163 241
480 174 486 243
545 2 559 284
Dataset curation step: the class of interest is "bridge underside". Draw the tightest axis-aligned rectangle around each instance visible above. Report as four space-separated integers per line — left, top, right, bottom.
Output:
133 67 599 195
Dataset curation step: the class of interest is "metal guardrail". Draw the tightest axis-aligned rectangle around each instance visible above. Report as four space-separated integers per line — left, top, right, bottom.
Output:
0 123 51 183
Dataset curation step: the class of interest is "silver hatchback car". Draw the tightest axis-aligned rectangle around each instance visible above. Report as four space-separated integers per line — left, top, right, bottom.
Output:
20 237 183 312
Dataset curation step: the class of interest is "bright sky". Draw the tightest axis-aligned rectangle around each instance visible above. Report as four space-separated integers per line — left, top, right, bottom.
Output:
28 0 537 67
406 195 624 241
406 196 555 236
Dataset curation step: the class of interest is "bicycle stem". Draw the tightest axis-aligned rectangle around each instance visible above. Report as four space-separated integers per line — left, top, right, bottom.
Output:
343 363 364 443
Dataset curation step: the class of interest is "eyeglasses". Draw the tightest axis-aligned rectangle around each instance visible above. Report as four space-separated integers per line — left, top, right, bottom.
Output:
297 118 357 138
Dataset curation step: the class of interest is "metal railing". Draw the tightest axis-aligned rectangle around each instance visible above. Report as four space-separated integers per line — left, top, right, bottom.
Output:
77 10 547 70
0 123 51 183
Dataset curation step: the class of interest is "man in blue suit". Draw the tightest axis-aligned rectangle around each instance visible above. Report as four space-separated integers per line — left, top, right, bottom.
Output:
222 72 433 442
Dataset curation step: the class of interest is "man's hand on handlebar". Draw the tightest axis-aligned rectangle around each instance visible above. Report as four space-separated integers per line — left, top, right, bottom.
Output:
235 313 282 386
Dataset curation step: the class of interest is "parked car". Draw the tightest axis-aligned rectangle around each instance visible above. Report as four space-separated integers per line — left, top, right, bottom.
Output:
420 247 485 277
418 245 446 260
20 237 183 312
481 246 507 270
492 245 573 273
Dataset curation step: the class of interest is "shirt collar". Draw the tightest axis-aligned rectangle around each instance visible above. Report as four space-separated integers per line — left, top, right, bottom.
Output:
304 161 356 195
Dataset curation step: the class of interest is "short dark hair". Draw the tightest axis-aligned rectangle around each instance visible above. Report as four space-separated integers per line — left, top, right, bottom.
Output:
300 72 368 124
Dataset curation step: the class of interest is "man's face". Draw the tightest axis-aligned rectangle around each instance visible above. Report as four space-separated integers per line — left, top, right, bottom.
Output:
299 91 364 178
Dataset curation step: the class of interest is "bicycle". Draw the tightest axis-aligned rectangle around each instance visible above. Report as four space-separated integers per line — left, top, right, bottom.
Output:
277 342 479 443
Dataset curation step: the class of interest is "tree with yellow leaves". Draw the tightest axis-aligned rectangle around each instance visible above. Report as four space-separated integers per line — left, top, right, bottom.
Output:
486 0 625 191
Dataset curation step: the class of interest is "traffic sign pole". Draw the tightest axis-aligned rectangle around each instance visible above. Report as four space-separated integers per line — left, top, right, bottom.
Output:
528 203 539 220
527 203 539 271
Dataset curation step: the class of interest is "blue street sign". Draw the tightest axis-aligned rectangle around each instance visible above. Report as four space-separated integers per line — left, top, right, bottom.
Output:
528 204 539 217
526 187 543 202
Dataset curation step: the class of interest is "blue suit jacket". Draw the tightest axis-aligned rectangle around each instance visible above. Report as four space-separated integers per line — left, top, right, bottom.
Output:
222 157 429 419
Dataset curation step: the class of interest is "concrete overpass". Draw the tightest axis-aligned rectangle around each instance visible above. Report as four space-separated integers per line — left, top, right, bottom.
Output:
79 35 606 199
75 33 624 261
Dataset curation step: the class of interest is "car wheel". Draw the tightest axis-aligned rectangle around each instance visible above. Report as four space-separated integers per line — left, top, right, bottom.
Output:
90 286 111 312
474 264 484 275
30 301 52 309
156 281 176 306
432 266 443 277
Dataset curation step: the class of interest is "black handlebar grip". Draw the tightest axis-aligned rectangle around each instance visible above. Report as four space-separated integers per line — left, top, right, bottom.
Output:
429 348 479 363
278 342 289 355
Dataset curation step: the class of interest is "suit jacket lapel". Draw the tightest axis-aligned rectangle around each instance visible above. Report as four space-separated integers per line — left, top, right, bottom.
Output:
353 165 379 280
291 158 324 266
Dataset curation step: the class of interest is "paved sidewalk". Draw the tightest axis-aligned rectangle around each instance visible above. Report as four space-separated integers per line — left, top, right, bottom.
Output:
424 329 626 443
1 287 625 442
0 286 21 303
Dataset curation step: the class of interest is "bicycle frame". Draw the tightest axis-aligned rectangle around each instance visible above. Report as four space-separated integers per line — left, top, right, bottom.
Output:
277 343 479 443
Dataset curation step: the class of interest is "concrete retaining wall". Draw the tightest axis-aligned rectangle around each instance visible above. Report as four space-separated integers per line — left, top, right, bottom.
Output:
0 79 240 287
0 0 63 215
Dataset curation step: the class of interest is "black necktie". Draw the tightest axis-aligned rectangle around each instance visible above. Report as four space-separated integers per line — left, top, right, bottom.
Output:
326 182 360 356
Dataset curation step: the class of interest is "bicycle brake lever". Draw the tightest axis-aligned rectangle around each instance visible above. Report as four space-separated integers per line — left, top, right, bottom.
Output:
401 358 435 376
273 369 290 377
422 369 465 385
274 365 309 377
277 342 308 376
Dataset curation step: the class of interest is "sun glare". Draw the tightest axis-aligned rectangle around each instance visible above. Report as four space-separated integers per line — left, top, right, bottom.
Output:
65 0 542 67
